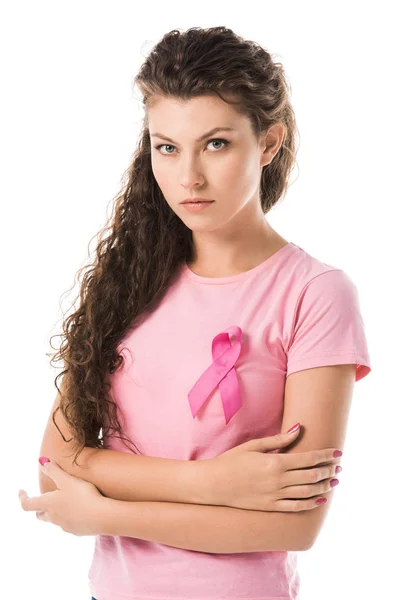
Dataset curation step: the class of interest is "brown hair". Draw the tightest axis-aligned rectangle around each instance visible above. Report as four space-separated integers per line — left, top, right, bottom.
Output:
49 26 299 466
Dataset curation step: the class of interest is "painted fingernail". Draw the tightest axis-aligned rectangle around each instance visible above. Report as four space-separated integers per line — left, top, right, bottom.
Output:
330 478 339 487
316 497 327 505
335 465 342 474
287 422 300 433
333 450 342 458
39 456 50 466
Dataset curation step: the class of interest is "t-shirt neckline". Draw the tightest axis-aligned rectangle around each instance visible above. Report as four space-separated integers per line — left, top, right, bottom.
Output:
181 241 295 285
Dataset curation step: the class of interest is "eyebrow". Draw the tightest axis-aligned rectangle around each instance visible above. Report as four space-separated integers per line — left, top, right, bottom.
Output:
150 127 236 144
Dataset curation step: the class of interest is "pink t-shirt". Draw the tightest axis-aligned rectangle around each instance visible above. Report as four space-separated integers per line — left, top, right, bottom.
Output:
88 241 372 600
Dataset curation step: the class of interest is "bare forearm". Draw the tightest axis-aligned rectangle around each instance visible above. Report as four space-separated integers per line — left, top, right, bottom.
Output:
98 498 309 553
41 447 211 505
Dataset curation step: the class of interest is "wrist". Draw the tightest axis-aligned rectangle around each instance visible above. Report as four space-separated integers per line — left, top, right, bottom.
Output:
96 497 121 536
188 458 218 506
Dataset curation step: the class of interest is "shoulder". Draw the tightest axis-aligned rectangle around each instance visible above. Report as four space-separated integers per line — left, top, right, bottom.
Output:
284 243 357 300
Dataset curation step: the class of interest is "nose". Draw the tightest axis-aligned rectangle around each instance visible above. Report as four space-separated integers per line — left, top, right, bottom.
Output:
179 158 205 189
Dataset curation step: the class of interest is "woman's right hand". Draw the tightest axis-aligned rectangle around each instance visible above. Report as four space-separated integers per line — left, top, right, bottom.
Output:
209 426 342 512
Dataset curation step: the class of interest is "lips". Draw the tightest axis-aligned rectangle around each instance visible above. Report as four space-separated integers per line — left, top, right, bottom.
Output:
181 197 215 204
181 201 215 212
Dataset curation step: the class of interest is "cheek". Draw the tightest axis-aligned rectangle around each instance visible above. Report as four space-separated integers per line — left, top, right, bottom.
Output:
151 161 171 190
222 151 249 174
218 155 253 189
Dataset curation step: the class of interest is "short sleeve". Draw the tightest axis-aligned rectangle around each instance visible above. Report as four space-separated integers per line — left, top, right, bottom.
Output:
286 269 372 382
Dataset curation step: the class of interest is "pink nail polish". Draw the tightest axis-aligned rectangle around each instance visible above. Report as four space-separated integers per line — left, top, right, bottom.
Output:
287 422 300 433
316 497 327 505
330 478 339 487
333 450 342 458
39 456 50 466
335 465 342 474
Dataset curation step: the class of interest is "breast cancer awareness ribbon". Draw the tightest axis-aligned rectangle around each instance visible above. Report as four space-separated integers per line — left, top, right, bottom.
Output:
188 325 243 425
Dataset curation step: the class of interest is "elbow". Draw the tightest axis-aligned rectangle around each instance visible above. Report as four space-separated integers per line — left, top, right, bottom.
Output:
301 534 314 551
301 525 321 551
296 518 317 551
299 502 330 551
39 468 57 495
293 531 313 552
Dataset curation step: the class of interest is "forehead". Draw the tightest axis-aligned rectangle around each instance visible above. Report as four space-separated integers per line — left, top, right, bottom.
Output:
147 95 249 140
149 94 245 121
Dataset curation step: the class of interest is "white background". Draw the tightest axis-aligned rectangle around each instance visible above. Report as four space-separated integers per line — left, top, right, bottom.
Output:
2 1 398 599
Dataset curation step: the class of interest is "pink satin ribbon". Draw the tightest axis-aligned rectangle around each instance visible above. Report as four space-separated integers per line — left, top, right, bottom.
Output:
188 325 243 424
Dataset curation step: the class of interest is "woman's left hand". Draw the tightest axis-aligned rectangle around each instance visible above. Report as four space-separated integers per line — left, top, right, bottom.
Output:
18 459 106 536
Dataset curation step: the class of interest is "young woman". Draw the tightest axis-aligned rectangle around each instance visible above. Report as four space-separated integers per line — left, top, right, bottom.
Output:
19 26 371 600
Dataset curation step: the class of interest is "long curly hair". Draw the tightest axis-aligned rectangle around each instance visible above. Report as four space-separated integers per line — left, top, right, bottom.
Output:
49 26 299 466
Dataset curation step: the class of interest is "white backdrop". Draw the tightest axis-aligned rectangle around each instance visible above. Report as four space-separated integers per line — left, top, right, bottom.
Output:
2 1 398 598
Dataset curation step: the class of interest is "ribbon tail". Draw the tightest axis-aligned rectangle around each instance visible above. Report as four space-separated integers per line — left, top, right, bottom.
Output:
219 367 242 424
188 361 227 418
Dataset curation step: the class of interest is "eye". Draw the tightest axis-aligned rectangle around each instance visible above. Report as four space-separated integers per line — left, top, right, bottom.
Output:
153 138 230 155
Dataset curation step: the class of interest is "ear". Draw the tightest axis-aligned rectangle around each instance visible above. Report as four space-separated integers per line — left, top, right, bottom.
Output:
259 123 286 167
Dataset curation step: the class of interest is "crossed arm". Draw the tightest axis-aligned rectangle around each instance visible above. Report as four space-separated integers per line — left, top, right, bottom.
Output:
39 446 311 553
39 363 355 553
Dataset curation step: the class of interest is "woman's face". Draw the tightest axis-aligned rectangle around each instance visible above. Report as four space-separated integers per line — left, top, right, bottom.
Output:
147 94 283 235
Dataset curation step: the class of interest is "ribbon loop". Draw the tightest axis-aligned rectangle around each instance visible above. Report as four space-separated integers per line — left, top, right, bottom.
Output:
188 325 243 424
